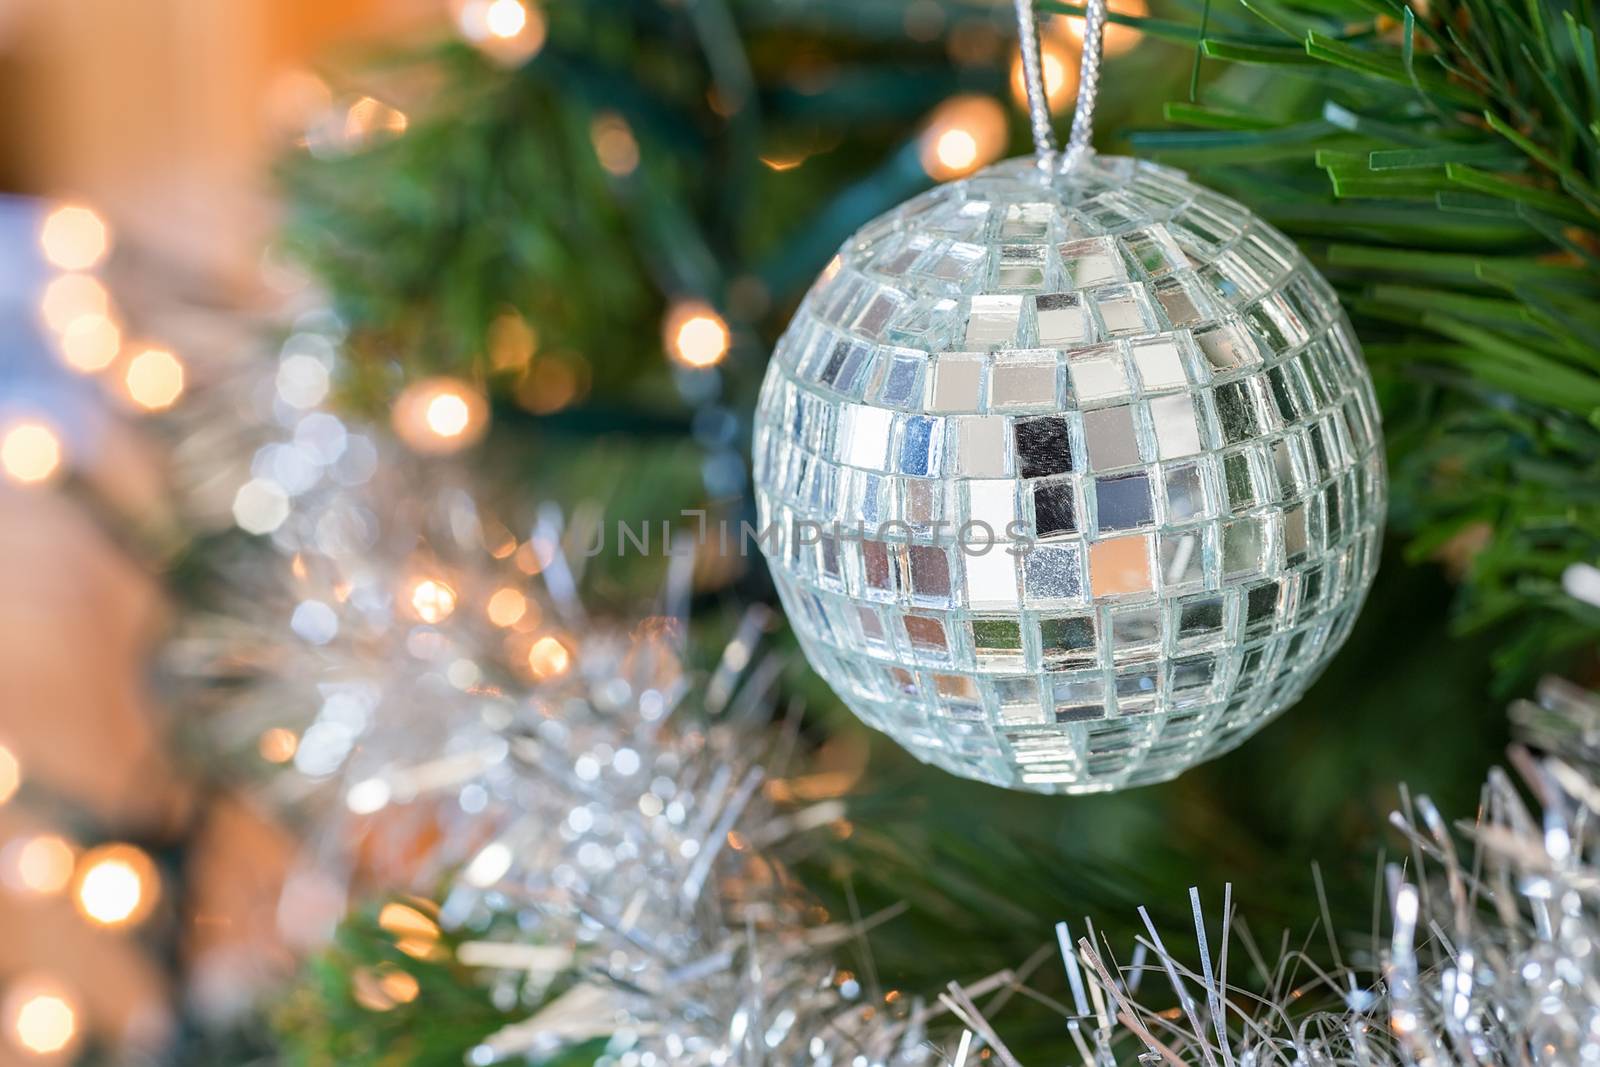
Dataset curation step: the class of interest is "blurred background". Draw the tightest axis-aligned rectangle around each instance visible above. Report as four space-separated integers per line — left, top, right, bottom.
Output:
0 0 1593 1062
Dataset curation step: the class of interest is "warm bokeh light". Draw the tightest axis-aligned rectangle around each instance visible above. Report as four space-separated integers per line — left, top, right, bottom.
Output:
590 112 640 177
258 727 299 764
1 422 64 487
1063 0 1148 57
486 587 528 627
526 634 572 679
73 844 159 928
38 206 109 272
919 95 1008 180
124 347 185 411
1009 32 1081 113
38 274 109 335
453 0 547 65
344 96 408 143
3 835 75 896
488 310 537 371
57 313 121 373
409 578 457 624
392 378 489 455
0 746 19 807
378 901 441 959
664 302 731 369
3 980 78 1058
485 0 526 37
352 965 420 1012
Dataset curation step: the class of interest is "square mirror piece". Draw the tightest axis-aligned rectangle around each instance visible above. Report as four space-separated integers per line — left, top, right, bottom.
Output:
1070 355 1131 403
1082 406 1142 470
1024 543 1084 603
966 479 1018 530
1089 534 1153 597
1060 237 1126 288
1164 463 1209 522
929 356 983 413
1013 415 1073 478
1040 615 1097 667
1148 394 1202 459
1092 285 1156 336
1035 292 1089 346
1158 531 1205 588
971 617 1024 667
903 614 948 654
897 414 941 476
1131 338 1189 392
991 361 1058 411
965 294 1023 347
1032 480 1077 538
956 416 1007 478
964 547 1021 609
1096 472 1155 532
842 404 893 469
907 545 951 600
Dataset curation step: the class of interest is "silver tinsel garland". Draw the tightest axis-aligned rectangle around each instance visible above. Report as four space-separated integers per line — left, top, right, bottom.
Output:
178 317 1600 1065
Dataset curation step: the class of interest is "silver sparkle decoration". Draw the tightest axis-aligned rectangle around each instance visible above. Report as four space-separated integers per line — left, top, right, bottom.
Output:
170 314 1015 1064
751 3 1384 793
1000 677 1600 1065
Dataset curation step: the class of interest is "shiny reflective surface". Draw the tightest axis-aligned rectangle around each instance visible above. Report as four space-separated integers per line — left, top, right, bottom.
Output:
754 155 1386 793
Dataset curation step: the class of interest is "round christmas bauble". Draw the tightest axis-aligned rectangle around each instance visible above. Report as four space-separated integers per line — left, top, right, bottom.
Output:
752 155 1385 793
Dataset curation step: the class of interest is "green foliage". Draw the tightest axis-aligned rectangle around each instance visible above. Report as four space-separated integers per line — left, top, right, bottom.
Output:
275 905 517 1066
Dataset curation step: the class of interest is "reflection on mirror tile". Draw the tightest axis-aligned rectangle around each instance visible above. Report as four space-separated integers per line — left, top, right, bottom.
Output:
1013 415 1073 478
1132 338 1188 392
1149 394 1202 459
1070 355 1131 403
965 294 1023 347
956 416 1007 478
1035 292 1089 346
1096 472 1154 532
929 356 983 412
1082 405 1142 470
991 361 1058 411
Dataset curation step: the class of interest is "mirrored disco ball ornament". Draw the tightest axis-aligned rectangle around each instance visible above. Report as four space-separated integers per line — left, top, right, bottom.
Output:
752 149 1385 793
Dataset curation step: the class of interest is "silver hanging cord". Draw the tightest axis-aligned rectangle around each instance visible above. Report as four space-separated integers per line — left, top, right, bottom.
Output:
1011 0 1107 171
1064 0 1107 167
1012 0 1059 166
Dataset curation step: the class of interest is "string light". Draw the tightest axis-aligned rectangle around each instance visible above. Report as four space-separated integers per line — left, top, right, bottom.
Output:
488 310 537 371
352 965 421 1012
1 422 64 487
391 378 489 455
590 112 640 177
1063 0 1147 56
73 844 158 928
344 96 408 142
2 835 74 896
0 746 19 806
378 901 442 960
258 727 299 763
486 587 528 627
1009 28 1080 113
526 634 572 679
38 274 109 335
2 979 78 1058
123 347 185 411
663 302 731 369
57 313 121 373
452 0 546 65
918 95 1007 180
408 578 457 624
38 206 109 272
